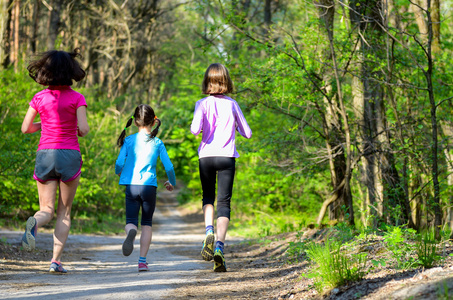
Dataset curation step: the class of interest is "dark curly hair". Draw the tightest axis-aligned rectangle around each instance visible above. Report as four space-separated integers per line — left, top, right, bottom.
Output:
27 48 86 86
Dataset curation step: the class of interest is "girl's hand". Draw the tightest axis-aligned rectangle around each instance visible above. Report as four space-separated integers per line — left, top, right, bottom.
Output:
164 181 174 191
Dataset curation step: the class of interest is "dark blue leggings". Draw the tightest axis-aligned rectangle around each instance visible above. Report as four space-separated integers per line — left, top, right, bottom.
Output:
125 185 157 227
199 157 235 219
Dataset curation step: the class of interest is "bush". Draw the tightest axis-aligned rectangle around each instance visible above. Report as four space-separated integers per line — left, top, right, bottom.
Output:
415 229 442 269
304 239 367 293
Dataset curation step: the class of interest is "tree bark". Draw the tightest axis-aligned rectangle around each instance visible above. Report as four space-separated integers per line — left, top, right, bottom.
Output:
350 0 410 226
314 0 352 223
264 0 271 37
29 0 39 53
12 0 18 70
431 0 440 54
0 0 12 68
47 0 63 50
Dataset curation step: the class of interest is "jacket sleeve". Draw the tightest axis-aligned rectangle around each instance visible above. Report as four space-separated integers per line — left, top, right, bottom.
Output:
190 101 203 135
159 143 176 186
234 102 252 139
115 143 128 175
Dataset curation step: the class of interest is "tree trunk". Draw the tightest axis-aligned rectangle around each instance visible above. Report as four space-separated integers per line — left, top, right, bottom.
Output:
440 123 453 236
29 0 39 53
314 0 352 223
431 0 440 54
12 0 18 70
264 0 271 37
47 0 63 50
0 0 12 68
350 0 410 226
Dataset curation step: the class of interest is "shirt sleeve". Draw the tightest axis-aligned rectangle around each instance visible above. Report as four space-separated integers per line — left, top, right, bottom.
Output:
29 95 38 111
77 94 88 108
190 101 203 135
234 102 252 139
159 143 176 186
115 142 128 175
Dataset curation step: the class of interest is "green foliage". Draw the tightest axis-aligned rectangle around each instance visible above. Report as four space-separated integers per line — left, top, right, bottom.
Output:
4 0 453 239
286 242 309 263
304 239 367 293
0 67 42 216
415 229 442 269
437 281 451 300
286 231 310 263
383 226 418 270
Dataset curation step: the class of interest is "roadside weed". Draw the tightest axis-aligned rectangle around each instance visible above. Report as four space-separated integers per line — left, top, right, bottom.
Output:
303 239 367 293
383 226 418 269
415 229 442 268
436 280 450 300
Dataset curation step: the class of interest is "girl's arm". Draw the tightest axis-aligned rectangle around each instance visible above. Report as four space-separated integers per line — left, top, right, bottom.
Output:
159 144 176 187
115 144 128 175
77 106 90 137
190 102 203 135
21 106 41 134
234 103 252 139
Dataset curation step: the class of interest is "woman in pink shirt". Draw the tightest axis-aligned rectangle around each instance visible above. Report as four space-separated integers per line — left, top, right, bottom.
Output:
21 49 89 273
191 63 252 272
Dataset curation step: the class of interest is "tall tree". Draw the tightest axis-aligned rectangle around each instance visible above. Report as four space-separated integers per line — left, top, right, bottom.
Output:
0 0 12 68
47 0 63 50
313 0 351 222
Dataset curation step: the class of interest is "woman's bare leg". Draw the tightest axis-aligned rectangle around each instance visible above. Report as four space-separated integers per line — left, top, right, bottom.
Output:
35 180 59 228
53 176 79 261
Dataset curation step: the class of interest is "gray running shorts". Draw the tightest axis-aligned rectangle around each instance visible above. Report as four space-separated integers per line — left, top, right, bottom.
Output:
33 149 82 182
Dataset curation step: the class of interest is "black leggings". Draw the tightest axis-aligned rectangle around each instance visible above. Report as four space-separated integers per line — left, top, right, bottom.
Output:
125 185 157 227
199 157 235 219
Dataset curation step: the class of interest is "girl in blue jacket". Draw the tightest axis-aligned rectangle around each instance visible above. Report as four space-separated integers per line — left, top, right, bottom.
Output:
115 104 176 272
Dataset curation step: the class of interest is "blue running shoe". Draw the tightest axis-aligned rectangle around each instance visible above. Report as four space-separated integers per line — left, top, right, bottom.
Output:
49 261 67 274
201 233 215 261
213 248 227 272
22 217 37 251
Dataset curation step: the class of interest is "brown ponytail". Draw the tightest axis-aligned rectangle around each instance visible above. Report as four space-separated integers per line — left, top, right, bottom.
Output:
117 116 134 147
150 118 161 138
117 104 161 147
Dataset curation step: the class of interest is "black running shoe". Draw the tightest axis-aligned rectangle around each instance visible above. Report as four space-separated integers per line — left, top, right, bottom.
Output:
122 229 137 256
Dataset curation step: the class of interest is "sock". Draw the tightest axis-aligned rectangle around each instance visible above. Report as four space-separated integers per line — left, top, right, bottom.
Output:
139 256 147 264
215 241 224 253
51 259 61 264
206 225 214 235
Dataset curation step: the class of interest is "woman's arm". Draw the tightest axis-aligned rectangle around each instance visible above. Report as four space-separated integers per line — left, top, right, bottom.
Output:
21 106 41 134
77 106 90 137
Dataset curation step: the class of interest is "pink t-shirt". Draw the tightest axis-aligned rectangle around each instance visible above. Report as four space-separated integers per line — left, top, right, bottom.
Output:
29 86 87 151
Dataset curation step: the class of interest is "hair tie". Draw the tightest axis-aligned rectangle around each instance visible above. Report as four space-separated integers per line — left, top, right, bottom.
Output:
154 116 158 120
131 116 134 120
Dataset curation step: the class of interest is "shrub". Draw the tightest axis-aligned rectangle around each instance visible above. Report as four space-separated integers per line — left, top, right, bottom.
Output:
415 229 442 269
304 239 367 293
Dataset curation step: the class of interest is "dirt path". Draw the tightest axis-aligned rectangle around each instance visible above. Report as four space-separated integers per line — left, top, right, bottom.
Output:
3 191 453 299
0 190 242 299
